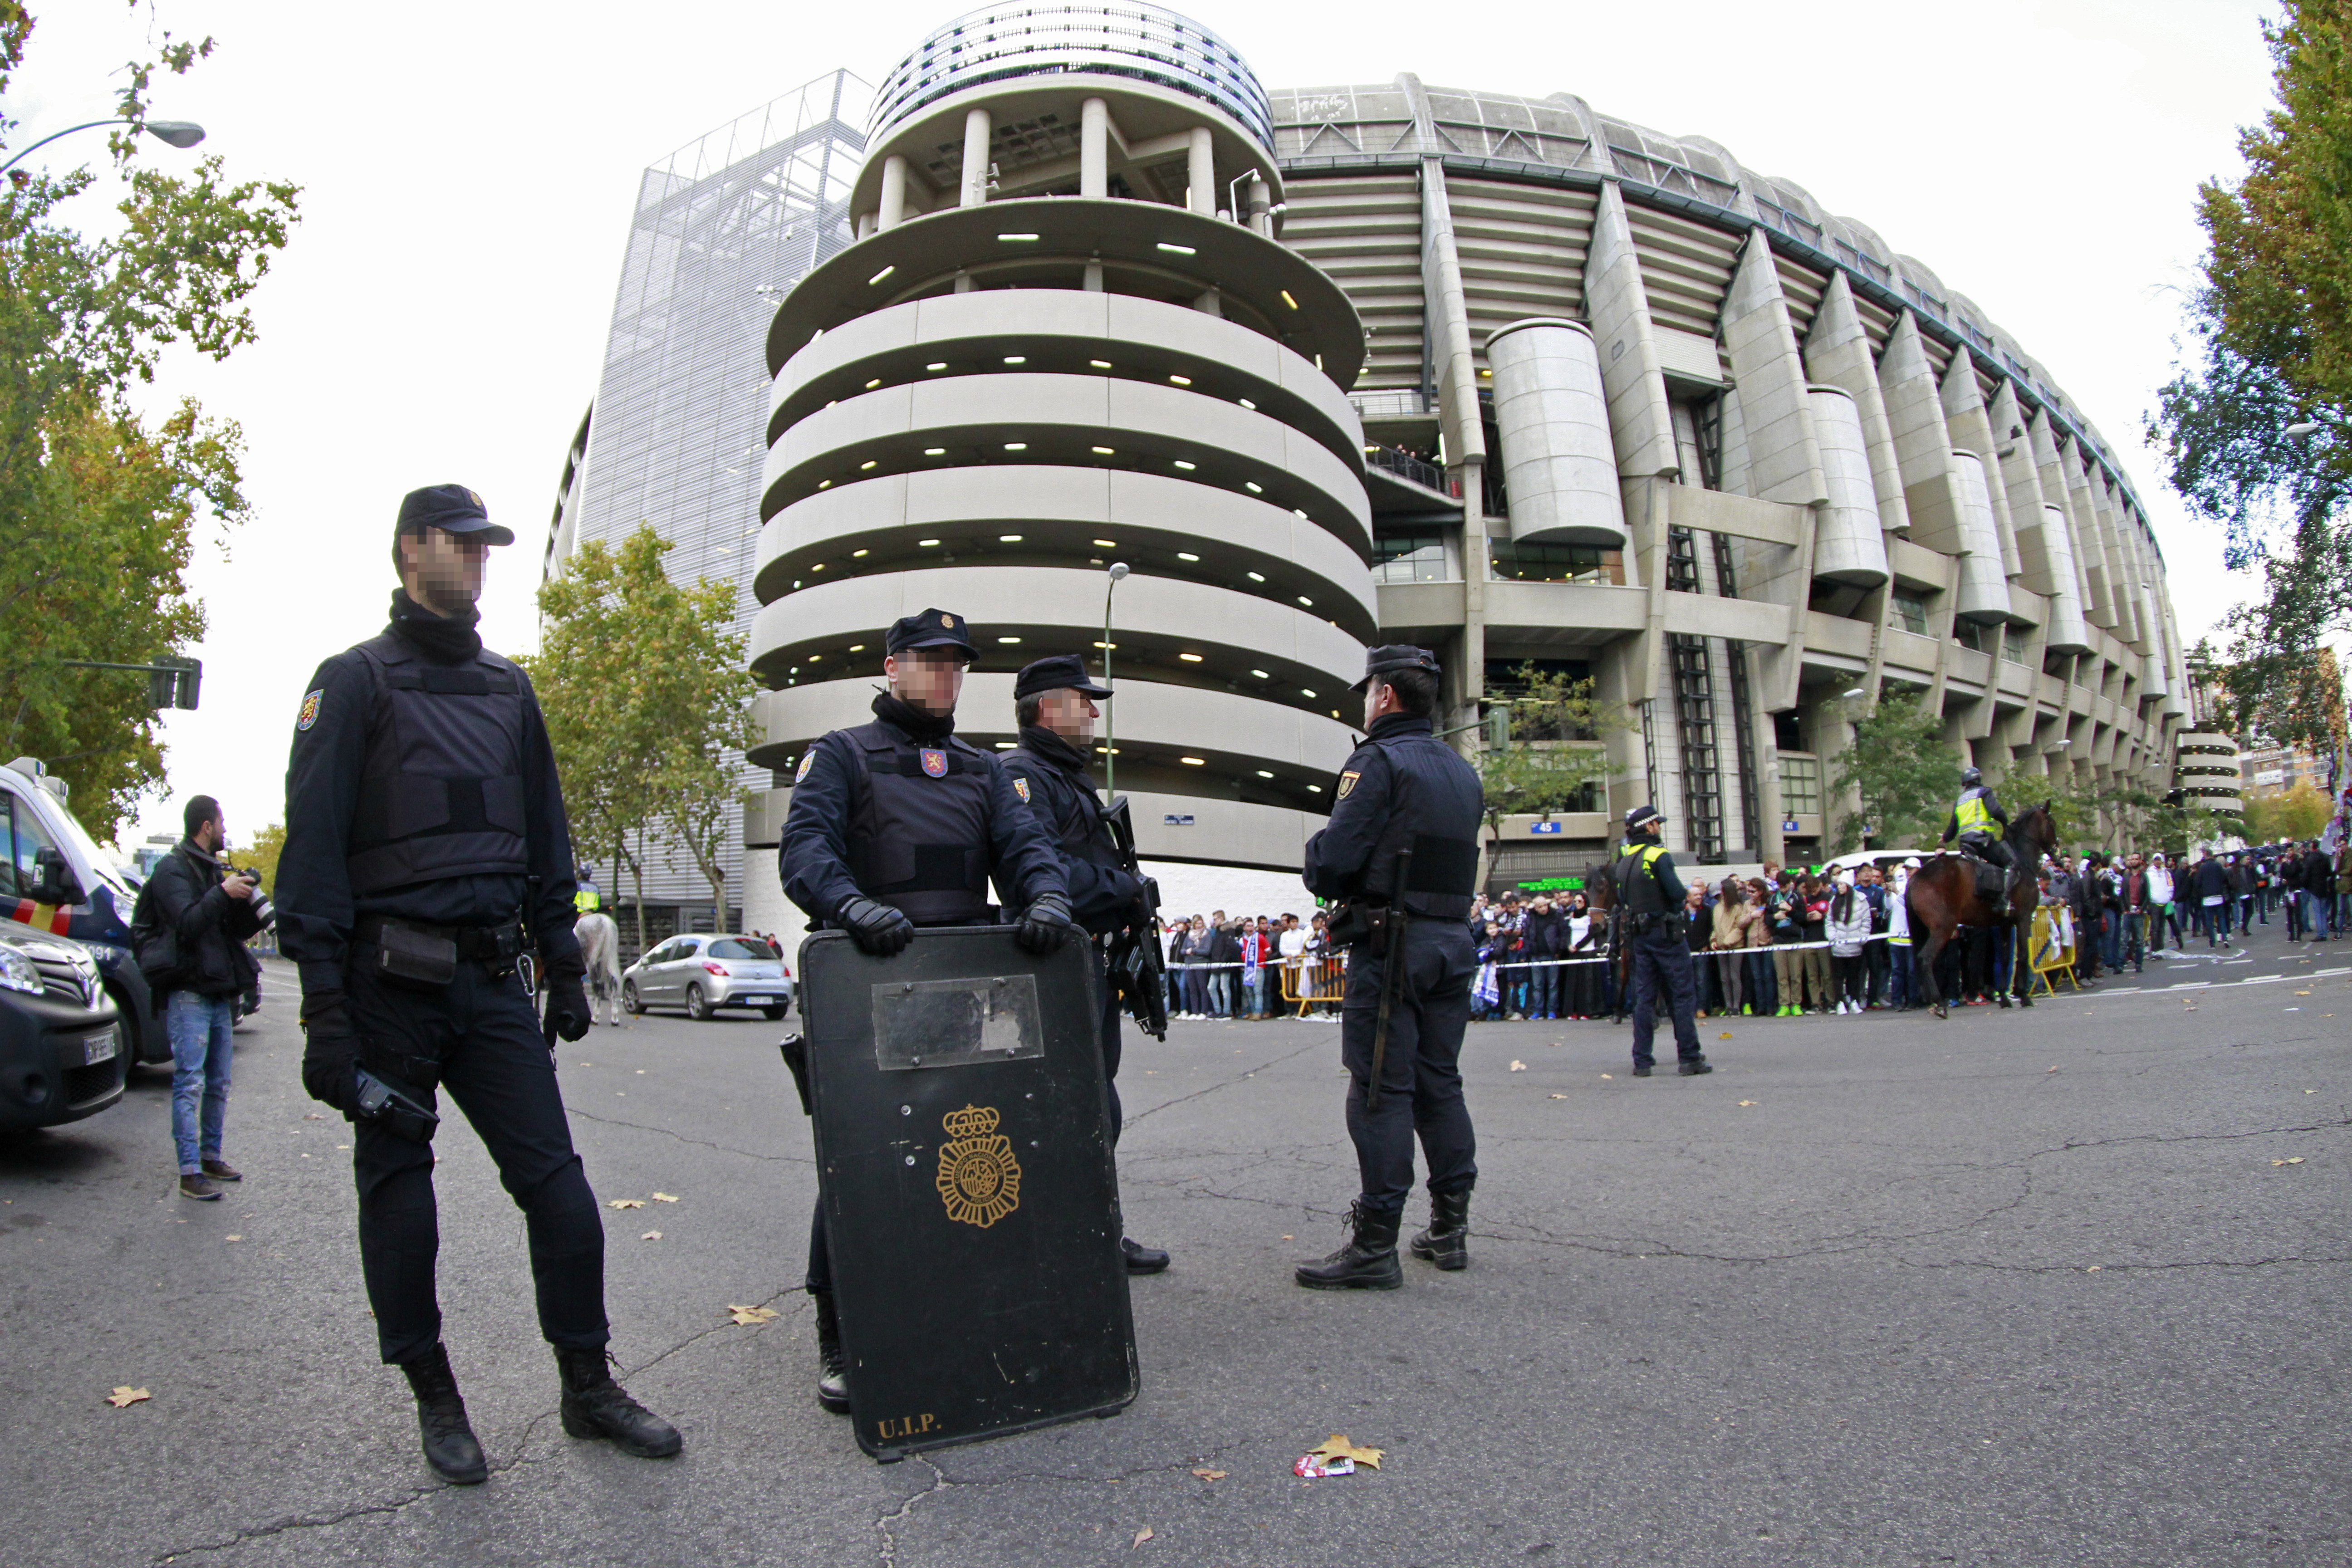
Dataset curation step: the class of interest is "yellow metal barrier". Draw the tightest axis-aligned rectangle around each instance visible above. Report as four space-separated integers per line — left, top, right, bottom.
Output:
2028 906 2077 997
1277 954 1348 1017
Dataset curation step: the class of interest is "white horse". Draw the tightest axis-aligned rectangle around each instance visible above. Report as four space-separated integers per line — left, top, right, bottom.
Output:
575 911 624 1026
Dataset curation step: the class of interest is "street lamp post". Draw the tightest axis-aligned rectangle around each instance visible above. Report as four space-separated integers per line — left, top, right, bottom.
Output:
1102 562 1129 798
2 118 205 175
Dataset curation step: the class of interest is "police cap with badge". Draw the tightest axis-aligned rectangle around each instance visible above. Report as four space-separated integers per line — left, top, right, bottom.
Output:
887 607 978 661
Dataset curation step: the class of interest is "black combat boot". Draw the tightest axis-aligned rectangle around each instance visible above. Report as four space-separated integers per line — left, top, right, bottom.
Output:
555 1347 683 1458
811 1289 852 1415
1294 1202 1404 1290
399 1343 488 1485
1409 1188 1471 1271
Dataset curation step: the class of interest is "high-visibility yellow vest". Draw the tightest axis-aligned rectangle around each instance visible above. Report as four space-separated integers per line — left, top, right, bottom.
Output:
575 888 600 913
1954 790 1995 835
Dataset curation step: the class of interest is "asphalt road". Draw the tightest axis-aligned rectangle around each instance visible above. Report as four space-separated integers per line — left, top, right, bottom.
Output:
2 922 2345 1568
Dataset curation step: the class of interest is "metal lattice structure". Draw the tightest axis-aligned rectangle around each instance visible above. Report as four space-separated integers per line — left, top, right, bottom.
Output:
550 70 872 912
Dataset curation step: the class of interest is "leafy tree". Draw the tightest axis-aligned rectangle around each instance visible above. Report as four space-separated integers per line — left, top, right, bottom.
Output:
523 525 756 950
1474 664 1627 856
2146 2 2352 753
2243 778 2335 842
0 3 300 837
230 819 283 893
1827 692 1957 852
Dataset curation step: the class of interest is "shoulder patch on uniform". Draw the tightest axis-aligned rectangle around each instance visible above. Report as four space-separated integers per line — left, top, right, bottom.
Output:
1012 776 1030 802
296 689 324 731
794 752 814 784
1337 769 1362 799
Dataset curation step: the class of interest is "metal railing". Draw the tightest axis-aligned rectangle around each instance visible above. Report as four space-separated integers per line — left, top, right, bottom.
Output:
1364 444 1453 493
1349 387 1429 418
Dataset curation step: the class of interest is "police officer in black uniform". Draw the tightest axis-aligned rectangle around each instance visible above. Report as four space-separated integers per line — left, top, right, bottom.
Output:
1612 804 1710 1078
278 485 680 1487
778 608 1074 1414
1295 646 1484 1290
1000 654 1169 1275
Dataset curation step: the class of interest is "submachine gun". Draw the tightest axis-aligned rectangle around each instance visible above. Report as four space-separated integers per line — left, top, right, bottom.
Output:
1100 796 1169 1042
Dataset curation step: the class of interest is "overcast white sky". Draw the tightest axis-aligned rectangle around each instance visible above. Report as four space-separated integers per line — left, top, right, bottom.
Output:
14 0 2280 852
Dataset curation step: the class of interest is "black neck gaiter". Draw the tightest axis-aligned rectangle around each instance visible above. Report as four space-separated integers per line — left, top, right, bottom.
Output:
388 589 484 664
872 691 956 744
1019 724 1093 775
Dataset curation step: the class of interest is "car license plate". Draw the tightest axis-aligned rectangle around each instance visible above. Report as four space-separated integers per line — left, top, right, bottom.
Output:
744 995 774 1006
82 1031 117 1065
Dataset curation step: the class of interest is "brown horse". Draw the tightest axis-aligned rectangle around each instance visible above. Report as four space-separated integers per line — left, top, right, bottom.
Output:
1581 858 1632 1019
1903 802 2058 1018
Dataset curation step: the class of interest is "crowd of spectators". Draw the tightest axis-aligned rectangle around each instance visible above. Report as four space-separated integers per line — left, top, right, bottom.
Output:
1146 837 2346 1023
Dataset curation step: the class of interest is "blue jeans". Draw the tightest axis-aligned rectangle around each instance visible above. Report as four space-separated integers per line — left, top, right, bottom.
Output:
1889 943 1913 1008
2304 891 2331 939
1207 970 1232 1017
167 991 235 1175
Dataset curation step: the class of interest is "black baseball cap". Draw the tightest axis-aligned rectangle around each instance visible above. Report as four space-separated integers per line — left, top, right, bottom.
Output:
1013 654 1112 701
395 483 514 545
885 607 978 660
1349 643 1442 693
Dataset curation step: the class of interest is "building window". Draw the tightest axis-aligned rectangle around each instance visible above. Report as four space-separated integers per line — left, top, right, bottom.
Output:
1890 591 1929 635
1779 753 1821 816
1954 620 1989 653
1372 530 1450 583
2002 625 2031 664
1489 539 1621 584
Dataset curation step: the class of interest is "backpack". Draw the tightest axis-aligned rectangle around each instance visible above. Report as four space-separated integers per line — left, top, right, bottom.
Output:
127 855 190 993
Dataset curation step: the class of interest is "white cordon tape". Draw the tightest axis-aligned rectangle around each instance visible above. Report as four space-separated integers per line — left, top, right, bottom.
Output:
1171 932 1909 974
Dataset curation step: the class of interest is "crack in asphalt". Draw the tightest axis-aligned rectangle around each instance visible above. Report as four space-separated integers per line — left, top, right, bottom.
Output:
564 1106 810 1165
1118 1039 1328 1129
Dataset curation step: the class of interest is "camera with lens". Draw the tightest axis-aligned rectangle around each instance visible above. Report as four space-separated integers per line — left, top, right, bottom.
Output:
223 861 275 929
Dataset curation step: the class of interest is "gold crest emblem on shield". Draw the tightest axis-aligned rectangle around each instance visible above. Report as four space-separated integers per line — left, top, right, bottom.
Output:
936 1104 1022 1228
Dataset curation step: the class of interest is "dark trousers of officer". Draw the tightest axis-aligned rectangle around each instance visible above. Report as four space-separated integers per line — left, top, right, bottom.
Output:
805 944 1128 1294
1340 919 1476 1217
1627 923 1702 1068
346 952 608 1366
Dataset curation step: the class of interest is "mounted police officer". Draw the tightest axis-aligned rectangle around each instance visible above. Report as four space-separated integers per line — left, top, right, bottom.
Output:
999 654 1169 1276
1295 646 1483 1290
777 608 1074 1414
1612 804 1710 1078
277 484 680 1487
1941 765 2014 893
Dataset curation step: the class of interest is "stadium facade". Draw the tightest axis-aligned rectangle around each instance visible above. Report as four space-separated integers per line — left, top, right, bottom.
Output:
558 6 2206 939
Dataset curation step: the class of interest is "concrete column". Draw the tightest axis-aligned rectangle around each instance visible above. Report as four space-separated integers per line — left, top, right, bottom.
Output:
1080 98 1109 199
1720 231 1827 510
1938 348 2020 578
1248 177 1271 235
1877 312 1967 558
878 154 909 231
1187 127 1214 216
1802 270 1911 536
1420 162 1488 481
961 107 992 207
1583 182 1680 479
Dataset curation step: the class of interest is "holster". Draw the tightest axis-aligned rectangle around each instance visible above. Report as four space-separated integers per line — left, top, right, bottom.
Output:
1324 899 1392 954
777 1033 813 1117
353 1067 440 1144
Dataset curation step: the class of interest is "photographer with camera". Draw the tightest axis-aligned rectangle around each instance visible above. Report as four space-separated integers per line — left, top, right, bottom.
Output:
132 794 265 1201
277 484 679 1487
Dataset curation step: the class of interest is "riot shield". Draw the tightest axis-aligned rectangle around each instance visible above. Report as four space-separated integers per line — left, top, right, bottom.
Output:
799 924 1138 1460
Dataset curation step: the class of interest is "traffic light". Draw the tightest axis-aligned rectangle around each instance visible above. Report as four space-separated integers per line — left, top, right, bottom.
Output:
154 656 201 710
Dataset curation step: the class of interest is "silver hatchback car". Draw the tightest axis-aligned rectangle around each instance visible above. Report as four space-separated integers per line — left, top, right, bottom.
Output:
622 933 793 1021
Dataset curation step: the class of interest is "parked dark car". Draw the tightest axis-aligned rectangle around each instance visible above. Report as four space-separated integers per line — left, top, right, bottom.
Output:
0 924 126 1132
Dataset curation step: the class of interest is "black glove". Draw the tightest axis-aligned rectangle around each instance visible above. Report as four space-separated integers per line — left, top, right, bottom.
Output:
1014 892 1077 954
837 895 915 956
299 992 360 1114
545 965 592 1043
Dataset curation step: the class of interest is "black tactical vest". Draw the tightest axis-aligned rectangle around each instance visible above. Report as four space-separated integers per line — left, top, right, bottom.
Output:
1359 731 1482 920
1008 750 1119 872
345 634 533 897
838 722 996 925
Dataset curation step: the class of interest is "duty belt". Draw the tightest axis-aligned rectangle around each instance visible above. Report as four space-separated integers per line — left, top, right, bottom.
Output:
354 914 529 964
